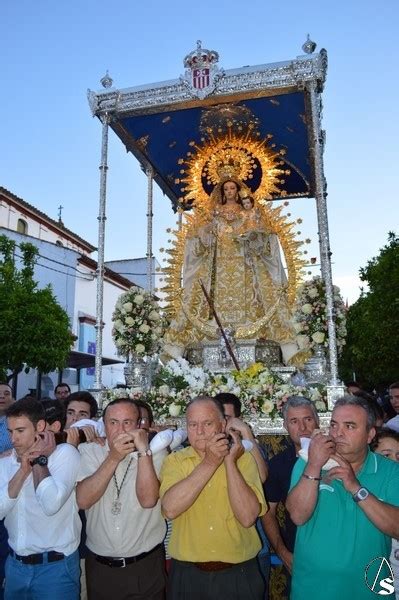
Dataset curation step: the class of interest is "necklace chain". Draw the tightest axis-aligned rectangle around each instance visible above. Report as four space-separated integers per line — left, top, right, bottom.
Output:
113 457 133 500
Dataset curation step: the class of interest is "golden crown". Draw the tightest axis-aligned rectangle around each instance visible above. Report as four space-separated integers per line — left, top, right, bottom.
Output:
216 158 242 181
204 145 256 186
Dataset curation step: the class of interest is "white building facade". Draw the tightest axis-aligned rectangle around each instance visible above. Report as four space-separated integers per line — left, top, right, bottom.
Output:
0 186 141 398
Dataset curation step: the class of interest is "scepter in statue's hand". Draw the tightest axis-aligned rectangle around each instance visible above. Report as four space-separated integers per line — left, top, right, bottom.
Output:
198 279 240 371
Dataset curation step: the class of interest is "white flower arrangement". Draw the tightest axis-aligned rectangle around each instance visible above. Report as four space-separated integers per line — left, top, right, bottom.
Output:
104 361 328 421
165 358 210 392
293 276 347 355
112 286 166 357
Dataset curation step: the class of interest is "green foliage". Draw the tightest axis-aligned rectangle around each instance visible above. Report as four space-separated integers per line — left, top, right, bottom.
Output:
339 232 399 387
0 235 74 381
153 367 190 392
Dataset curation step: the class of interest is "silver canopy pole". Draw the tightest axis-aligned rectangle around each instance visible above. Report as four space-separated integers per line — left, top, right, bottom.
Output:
146 167 154 293
94 113 110 390
307 80 339 386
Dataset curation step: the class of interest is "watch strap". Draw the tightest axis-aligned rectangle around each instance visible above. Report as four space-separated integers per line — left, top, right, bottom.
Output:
137 448 152 458
31 455 48 467
352 487 369 503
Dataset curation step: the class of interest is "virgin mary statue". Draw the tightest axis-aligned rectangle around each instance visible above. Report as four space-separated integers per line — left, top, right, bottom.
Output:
162 175 300 365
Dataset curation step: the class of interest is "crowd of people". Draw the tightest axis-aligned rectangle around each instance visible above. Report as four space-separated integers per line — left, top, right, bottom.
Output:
0 379 398 599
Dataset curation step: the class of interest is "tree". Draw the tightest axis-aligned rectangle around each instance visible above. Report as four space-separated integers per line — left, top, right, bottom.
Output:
339 232 399 388
0 235 74 382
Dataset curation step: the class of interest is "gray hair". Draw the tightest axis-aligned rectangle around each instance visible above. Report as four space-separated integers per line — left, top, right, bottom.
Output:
282 395 319 423
332 395 376 430
186 395 225 420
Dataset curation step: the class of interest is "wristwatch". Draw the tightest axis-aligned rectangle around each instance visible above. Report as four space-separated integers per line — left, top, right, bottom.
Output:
137 448 152 458
352 487 369 503
31 455 48 467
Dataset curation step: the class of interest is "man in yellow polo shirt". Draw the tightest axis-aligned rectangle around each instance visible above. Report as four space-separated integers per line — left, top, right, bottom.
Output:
160 396 267 600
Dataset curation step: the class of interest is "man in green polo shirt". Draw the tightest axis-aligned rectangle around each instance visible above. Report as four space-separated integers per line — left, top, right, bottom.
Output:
286 395 399 600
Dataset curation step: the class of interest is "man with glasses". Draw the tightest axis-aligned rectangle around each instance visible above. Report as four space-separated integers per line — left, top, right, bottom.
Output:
54 383 71 402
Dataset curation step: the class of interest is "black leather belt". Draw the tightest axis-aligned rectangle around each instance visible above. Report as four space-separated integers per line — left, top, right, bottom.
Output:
9 549 65 565
95 543 162 568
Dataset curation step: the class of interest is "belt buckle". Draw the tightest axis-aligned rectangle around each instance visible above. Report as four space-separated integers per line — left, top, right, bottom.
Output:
120 558 126 568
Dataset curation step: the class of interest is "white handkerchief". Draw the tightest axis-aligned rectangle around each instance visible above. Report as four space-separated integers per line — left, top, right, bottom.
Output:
241 439 253 452
298 436 339 471
149 429 174 453
169 428 188 450
70 418 105 437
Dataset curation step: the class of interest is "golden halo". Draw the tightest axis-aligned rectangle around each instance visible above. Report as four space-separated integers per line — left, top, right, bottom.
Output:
178 129 286 208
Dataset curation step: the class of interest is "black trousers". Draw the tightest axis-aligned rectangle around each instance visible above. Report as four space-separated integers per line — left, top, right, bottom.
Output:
86 545 166 600
167 557 265 600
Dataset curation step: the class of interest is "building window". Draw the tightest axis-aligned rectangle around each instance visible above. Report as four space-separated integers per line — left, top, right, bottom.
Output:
17 219 28 235
56 240 63 247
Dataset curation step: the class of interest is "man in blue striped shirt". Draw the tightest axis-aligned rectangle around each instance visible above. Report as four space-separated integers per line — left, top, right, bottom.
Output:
0 384 13 454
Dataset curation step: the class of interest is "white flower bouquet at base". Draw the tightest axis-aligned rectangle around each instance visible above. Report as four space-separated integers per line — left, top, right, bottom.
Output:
293 276 347 355
112 286 166 358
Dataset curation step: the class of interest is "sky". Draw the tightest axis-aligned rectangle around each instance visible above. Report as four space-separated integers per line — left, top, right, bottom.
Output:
1 0 398 304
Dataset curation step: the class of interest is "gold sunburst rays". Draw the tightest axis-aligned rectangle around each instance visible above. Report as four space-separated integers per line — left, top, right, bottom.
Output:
178 129 286 209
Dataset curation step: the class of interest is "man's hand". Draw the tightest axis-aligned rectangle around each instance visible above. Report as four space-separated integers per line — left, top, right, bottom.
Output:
280 547 293 574
226 417 254 440
79 425 97 443
203 433 229 467
108 433 136 462
224 429 244 465
19 452 33 476
308 432 335 470
67 426 105 447
65 428 81 448
130 429 150 453
326 453 360 494
28 430 56 461
8 451 33 499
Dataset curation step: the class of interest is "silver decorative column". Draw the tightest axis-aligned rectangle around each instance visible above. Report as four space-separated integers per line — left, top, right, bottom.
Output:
94 113 110 390
146 167 154 293
307 81 339 385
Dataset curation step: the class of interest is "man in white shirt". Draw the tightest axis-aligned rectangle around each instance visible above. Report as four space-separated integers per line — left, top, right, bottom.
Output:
77 398 167 600
0 398 81 599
